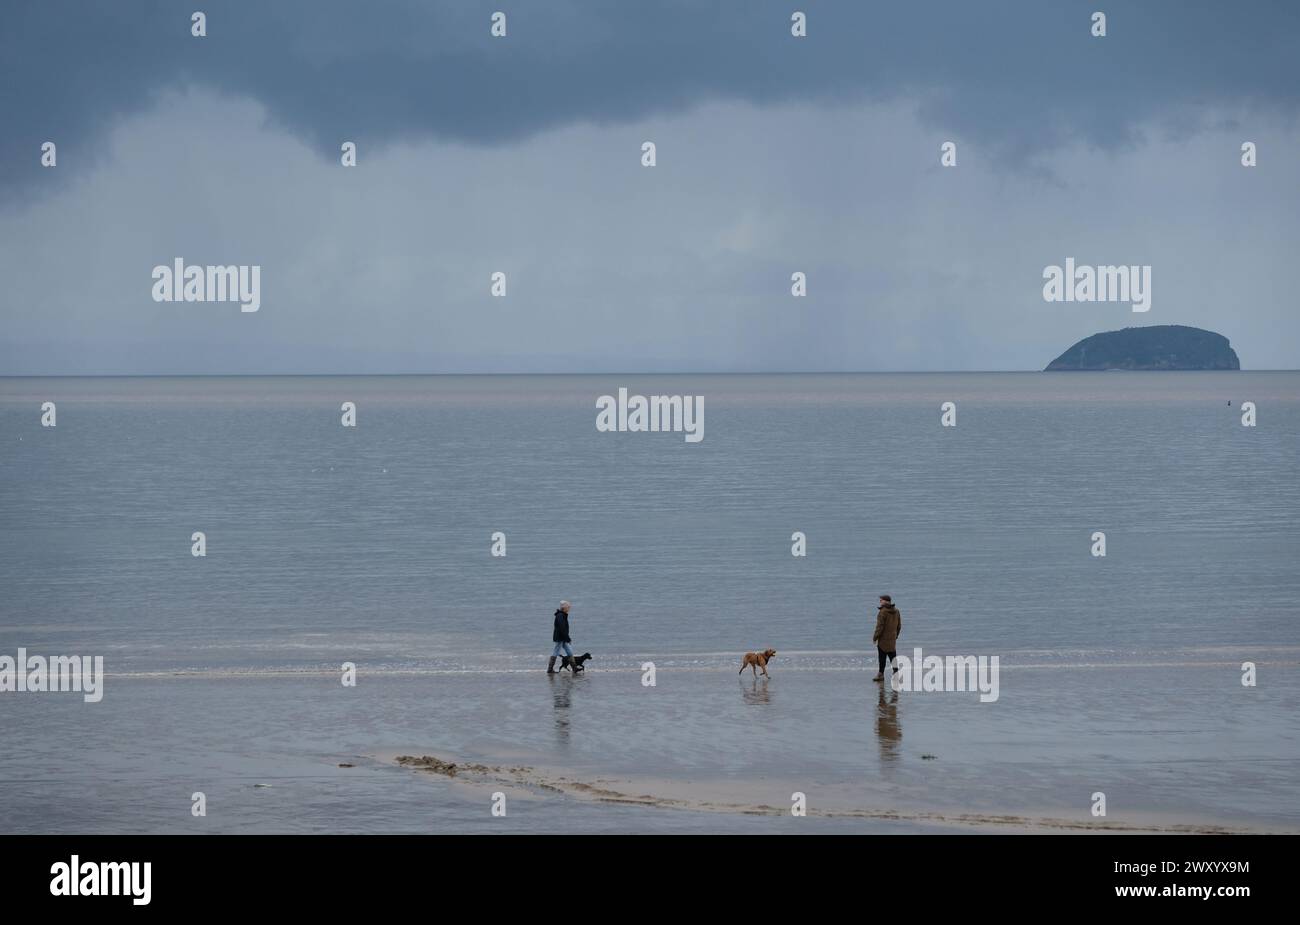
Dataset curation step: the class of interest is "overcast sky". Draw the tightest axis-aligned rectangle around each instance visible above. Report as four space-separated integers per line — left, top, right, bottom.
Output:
2 0 1297 373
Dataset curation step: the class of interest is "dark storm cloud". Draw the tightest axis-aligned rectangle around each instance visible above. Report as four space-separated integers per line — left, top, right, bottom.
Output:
3 0 1298 202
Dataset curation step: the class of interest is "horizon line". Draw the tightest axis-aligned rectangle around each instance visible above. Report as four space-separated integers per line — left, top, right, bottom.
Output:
0 368 1290 379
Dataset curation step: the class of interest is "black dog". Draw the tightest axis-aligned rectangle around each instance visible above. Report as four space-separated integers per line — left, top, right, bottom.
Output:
558 653 592 673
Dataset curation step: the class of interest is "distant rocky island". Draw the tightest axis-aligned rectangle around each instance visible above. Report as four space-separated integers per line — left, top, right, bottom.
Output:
1045 325 1240 371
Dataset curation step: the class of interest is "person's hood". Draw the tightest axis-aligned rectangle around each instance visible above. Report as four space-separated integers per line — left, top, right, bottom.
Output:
879 603 898 613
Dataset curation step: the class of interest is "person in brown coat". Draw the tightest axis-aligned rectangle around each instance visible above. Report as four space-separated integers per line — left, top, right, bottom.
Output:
872 595 902 682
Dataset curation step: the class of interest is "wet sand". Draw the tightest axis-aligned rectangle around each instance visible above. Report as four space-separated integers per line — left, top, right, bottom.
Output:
384 752 1267 834
359 654 1300 834
2 656 1296 833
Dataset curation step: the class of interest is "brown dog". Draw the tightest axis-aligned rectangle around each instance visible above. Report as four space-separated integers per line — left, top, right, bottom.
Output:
739 648 777 677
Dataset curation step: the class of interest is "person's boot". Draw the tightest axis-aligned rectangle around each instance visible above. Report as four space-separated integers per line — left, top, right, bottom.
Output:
872 673 883 682
547 657 557 674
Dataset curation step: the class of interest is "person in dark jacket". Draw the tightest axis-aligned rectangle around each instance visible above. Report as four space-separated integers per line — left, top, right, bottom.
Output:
548 601 573 674
872 595 902 682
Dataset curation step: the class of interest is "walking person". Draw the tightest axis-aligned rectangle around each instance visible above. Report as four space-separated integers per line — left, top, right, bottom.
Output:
548 600 573 674
872 594 902 682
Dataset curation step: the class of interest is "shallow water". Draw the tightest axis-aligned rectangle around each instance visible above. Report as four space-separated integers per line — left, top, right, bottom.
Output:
1 373 1297 832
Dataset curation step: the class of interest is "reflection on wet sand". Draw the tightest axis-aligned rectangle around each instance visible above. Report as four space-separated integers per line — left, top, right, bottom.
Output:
549 673 585 745
739 676 772 704
876 686 901 763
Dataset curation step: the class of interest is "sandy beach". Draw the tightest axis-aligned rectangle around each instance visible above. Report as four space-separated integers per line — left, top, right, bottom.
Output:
3 653 1295 834
383 751 1270 834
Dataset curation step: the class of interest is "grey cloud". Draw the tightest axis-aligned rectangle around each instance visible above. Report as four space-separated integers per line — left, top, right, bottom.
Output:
4 0 1299 203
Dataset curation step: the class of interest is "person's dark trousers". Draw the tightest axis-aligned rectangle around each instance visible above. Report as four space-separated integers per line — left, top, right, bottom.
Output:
877 647 897 674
